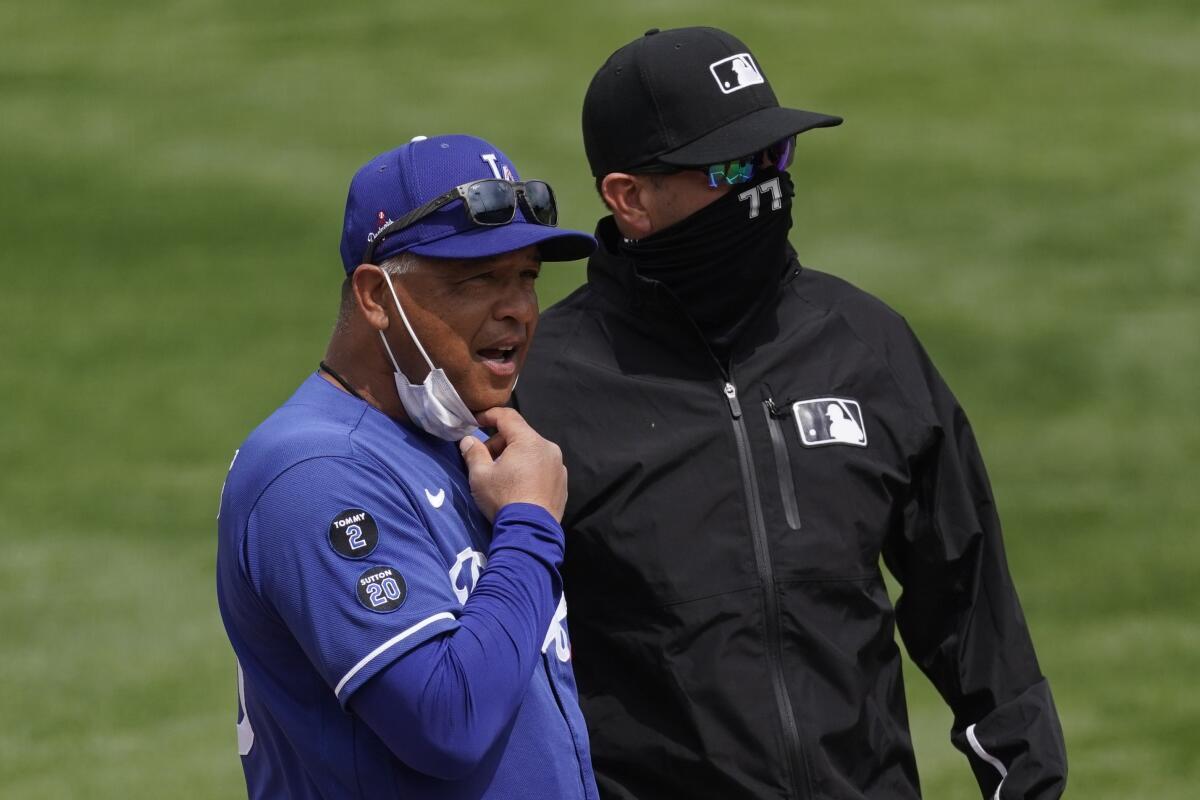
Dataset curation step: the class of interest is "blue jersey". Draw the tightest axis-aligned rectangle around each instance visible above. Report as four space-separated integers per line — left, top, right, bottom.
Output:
216 374 597 798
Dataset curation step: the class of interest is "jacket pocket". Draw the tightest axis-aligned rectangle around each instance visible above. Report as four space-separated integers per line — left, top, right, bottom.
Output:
763 399 802 531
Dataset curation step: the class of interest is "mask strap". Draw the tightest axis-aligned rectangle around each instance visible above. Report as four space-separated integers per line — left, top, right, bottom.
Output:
377 329 403 375
379 271 437 376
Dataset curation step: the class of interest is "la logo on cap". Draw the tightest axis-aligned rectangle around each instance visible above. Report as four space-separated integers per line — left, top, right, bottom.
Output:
709 53 765 94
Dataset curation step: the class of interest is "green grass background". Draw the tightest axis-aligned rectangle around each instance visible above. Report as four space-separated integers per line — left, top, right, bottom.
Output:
1 0 1196 796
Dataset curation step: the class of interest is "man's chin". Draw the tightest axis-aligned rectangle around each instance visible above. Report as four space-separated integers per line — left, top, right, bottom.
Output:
465 387 515 415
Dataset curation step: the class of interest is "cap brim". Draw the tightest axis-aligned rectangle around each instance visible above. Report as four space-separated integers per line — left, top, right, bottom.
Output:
658 106 842 166
405 221 596 262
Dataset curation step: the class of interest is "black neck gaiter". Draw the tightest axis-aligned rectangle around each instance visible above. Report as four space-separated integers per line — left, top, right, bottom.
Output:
618 169 795 356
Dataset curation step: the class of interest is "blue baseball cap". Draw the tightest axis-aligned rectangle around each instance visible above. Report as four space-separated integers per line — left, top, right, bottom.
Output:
339 134 596 273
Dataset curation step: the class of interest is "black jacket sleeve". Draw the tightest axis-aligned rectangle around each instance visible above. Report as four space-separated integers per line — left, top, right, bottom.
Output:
882 338 1068 799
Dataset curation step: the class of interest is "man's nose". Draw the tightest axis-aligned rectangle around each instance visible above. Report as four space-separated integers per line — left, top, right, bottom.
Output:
493 281 538 323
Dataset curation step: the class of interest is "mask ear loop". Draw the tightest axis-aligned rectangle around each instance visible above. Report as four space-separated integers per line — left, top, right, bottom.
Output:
378 271 437 379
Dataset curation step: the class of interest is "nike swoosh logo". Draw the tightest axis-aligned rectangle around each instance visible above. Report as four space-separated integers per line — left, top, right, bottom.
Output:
425 488 446 509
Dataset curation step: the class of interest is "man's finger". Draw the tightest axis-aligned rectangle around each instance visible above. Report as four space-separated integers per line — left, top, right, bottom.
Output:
475 406 531 437
484 432 508 459
459 435 494 471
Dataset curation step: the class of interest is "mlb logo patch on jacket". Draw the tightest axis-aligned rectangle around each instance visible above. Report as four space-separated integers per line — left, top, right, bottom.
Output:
792 398 867 447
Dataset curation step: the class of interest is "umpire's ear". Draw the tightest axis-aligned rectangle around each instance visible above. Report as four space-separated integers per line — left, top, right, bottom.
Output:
350 264 392 332
600 173 654 240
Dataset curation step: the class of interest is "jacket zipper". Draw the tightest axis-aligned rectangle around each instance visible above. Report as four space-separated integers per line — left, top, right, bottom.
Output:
764 398 803 531
723 381 810 798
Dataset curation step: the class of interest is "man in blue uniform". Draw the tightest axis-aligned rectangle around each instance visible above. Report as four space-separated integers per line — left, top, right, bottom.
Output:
216 134 600 799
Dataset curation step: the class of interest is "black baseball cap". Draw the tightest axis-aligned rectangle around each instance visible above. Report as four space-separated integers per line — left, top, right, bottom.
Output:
582 26 842 177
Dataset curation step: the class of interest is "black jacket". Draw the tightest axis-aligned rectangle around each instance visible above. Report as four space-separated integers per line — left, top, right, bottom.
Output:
515 219 1067 799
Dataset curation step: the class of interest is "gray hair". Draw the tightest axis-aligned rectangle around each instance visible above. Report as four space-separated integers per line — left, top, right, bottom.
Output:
380 251 420 277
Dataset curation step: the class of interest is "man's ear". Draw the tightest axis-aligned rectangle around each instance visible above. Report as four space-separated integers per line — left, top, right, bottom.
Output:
600 173 654 240
351 265 391 332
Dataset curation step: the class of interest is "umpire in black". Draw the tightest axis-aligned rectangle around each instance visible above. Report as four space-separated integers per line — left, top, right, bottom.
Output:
515 26 1067 799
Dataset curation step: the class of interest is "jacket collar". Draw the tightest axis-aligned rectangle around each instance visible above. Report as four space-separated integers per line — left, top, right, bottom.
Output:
586 216 677 315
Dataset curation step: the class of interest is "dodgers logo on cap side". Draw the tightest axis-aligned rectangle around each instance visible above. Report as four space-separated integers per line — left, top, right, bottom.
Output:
709 53 765 94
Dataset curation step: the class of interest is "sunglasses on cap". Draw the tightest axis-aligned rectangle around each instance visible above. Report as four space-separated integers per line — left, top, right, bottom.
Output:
633 136 795 189
364 178 559 264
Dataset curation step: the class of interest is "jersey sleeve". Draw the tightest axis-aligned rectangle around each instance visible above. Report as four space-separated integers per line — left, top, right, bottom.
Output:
349 503 568 779
882 335 1068 798
243 455 460 705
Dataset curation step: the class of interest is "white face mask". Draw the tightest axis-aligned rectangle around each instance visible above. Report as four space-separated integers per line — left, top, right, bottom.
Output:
378 272 480 442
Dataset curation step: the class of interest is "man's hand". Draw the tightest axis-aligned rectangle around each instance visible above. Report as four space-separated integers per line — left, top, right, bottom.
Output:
459 407 567 523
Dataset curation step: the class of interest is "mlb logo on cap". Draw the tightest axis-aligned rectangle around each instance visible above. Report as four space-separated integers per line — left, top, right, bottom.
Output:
709 53 765 94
